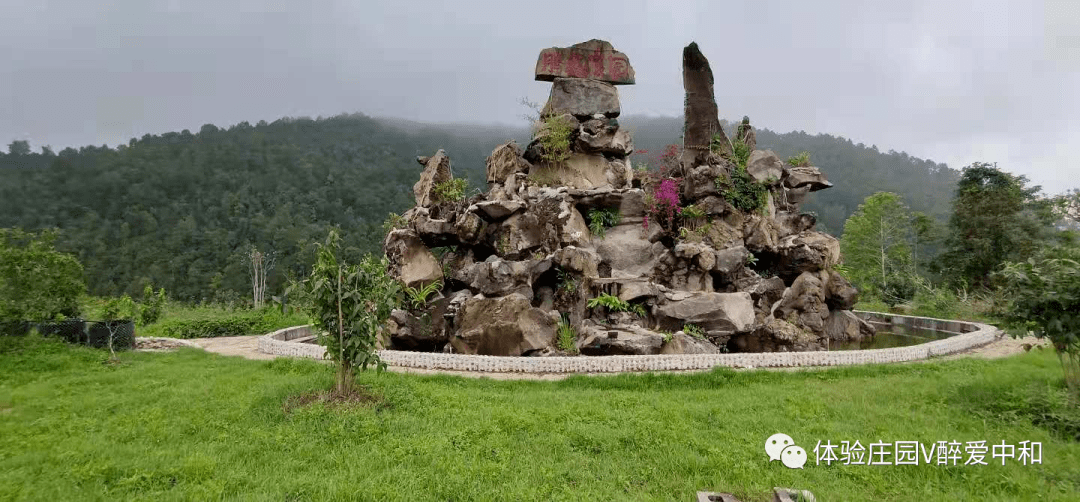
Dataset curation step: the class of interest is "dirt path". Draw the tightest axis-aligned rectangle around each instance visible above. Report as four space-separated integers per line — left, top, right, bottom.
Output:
187 336 277 360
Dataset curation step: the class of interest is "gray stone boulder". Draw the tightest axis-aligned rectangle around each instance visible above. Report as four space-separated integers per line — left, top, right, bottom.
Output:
461 258 535 298
746 150 783 184
383 229 443 289
655 291 755 334
824 310 876 342
774 231 841 278
821 269 859 311
575 119 633 156
661 332 721 354
783 166 832 191
451 293 559 356
596 225 666 278
773 272 829 333
732 318 821 352
578 322 665 355
473 199 526 221
486 141 531 185
413 150 453 207
541 78 621 119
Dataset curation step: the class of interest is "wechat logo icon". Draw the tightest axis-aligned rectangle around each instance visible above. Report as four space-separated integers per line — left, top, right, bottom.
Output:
766 433 807 469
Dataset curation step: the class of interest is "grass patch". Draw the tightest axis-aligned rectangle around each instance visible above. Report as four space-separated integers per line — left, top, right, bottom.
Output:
136 304 311 339
1 335 1079 500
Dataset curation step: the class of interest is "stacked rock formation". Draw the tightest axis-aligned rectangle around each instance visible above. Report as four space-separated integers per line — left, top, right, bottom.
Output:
382 40 874 357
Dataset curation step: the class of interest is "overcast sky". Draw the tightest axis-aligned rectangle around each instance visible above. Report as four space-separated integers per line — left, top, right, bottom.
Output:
3 0 1078 193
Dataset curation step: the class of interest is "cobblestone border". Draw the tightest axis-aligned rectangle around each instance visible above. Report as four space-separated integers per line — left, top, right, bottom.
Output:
257 311 1000 374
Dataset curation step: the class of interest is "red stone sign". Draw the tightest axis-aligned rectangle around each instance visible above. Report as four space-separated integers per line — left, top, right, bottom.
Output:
535 39 635 85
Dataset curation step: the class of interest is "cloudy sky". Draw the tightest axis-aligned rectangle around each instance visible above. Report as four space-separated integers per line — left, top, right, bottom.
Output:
3 0 1078 193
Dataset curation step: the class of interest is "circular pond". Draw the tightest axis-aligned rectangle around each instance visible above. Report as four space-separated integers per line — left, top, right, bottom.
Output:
258 311 998 374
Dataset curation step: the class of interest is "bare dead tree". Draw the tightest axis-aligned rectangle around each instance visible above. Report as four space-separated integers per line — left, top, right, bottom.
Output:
247 247 277 309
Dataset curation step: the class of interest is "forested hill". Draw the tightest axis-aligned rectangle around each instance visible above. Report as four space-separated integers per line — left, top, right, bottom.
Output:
0 113 960 301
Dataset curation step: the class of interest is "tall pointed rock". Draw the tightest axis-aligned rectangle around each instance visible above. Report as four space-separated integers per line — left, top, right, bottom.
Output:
682 42 731 168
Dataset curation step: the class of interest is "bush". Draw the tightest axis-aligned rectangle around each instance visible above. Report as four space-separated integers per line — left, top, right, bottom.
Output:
718 165 768 214
0 228 86 321
432 178 468 203
536 115 575 166
154 308 309 339
556 314 577 353
788 152 811 167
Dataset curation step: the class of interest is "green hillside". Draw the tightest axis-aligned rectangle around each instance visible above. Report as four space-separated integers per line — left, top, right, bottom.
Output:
0 113 960 301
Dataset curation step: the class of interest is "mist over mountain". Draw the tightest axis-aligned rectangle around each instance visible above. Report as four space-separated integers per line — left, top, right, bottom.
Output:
1 113 959 300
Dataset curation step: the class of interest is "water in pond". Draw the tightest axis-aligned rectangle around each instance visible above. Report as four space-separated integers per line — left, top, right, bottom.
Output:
830 323 955 351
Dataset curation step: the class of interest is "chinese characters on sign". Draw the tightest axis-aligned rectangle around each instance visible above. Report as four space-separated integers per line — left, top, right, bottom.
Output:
534 47 635 85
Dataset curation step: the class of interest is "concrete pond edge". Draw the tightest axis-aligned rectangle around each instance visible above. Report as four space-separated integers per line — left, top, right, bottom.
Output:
256 311 1001 374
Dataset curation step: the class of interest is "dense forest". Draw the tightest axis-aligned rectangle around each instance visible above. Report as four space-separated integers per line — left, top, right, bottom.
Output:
0 113 964 301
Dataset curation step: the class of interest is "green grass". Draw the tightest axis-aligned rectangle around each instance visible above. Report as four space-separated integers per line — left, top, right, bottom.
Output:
1 335 1079 501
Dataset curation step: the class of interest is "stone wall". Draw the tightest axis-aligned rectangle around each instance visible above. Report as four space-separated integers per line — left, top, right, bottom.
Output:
258 312 999 373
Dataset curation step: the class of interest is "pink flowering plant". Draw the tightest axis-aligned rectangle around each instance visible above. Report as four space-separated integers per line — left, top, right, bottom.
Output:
640 144 685 231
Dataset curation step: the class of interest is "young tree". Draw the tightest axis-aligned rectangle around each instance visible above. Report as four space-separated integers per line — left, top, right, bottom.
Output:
938 162 1055 289
297 229 399 394
996 243 1080 404
840 192 918 304
102 295 137 361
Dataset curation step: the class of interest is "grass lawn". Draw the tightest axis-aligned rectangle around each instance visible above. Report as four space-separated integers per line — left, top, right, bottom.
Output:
1 335 1079 501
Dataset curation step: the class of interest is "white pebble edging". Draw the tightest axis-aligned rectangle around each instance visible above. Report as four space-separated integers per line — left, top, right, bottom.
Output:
135 337 203 349
257 311 999 374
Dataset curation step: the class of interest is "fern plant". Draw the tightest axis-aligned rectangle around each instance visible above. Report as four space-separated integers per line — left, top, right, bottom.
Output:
587 208 621 238
404 280 442 310
587 293 646 317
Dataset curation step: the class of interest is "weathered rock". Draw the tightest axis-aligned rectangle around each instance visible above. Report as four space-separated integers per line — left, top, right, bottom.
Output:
682 42 731 167
553 246 600 278
527 153 628 190
413 150 453 207
773 271 829 333
486 141 530 185
576 122 633 156
452 293 559 356
534 39 635 85
655 291 755 334
746 150 783 184
661 332 721 354
596 225 666 279
557 201 591 247
735 116 757 151
732 318 821 352
410 206 456 238
617 280 658 302
572 188 647 218
713 245 750 280
743 214 781 254
579 322 665 355
462 258 535 297
383 229 444 289
824 309 876 342
387 291 468 351
783 166 832 191
453 210 483 243
735 274 786 311
775 212 817 237
541 78 621 119
683 164 725 200
821 269 859 311
774 232 841 278
474 199 526 221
